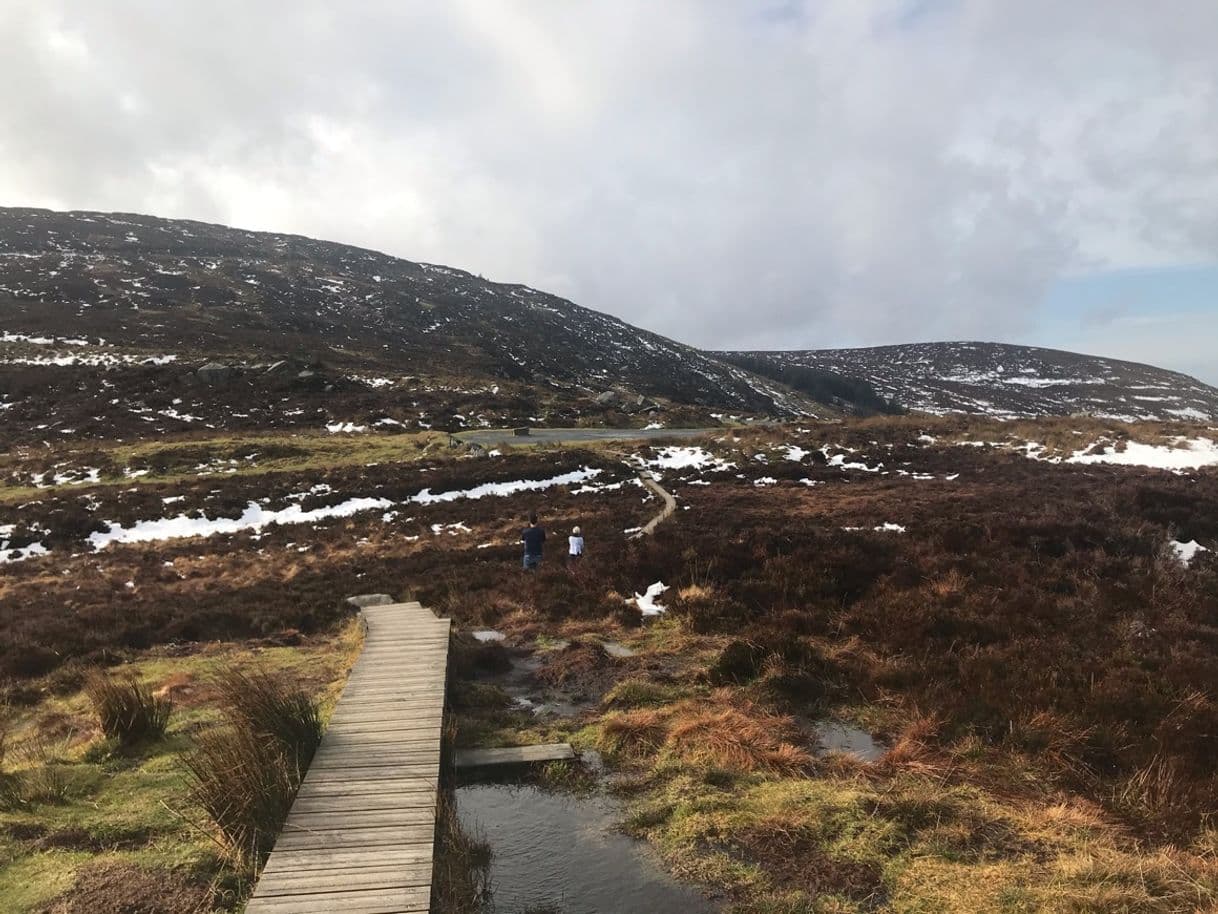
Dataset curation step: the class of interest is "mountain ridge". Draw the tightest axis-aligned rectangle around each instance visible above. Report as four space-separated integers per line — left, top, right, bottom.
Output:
2 206 1216 442
731 341 1218 422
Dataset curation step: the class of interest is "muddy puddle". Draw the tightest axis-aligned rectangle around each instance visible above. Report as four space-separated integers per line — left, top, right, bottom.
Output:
456 782 717 914
599 640 635 658
813 720 885 762
476 645 596 719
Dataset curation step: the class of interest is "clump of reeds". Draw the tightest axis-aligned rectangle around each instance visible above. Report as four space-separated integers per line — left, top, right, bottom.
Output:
181 725 300 869
181 667 323 869
431 791 492 914
83 671 171 746
0 714 21 809
0 734 72 808
210 668 322 770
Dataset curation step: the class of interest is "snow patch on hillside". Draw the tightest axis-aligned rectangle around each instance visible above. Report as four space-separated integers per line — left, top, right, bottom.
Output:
1067 438 1218 470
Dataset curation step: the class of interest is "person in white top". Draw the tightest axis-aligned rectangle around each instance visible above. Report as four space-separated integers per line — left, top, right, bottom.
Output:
568 525 584 563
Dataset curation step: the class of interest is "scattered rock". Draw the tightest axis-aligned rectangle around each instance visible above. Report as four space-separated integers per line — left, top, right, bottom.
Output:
346 593 396 609
195 362 233 384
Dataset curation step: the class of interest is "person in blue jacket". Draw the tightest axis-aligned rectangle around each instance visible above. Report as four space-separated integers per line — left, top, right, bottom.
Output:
521 513 545 570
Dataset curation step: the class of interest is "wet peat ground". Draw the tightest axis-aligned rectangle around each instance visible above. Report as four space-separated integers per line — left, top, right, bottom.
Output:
3 417 1218 911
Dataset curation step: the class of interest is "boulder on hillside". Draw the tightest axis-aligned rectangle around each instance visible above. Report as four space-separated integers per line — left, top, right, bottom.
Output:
196 362 234 384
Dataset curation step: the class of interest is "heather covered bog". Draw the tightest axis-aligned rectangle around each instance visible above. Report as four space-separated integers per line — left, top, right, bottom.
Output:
2 417 1217 911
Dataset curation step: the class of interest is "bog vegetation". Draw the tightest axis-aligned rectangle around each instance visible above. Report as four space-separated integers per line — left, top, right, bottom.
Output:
2 416 1217 911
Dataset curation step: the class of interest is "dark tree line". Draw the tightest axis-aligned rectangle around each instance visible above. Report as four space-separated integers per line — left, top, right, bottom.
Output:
719 353 905 416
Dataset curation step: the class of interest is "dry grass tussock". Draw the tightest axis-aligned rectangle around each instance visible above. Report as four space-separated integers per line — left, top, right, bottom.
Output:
210 667 323 768
600 691 812 776
677 583 714 602
877 709 943 769
83 671 171 746
0 733 73 809
181 667 323 870
600 708 669 757
1045 845 1218 913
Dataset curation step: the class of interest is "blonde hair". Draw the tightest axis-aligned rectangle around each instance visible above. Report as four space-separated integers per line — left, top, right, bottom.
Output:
572 526 581 535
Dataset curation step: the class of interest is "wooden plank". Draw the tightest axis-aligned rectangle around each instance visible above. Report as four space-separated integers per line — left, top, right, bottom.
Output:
309 751 440 769
289 792 438 815
240 885 429 912
295 777 437 796
321 728 443 743
271 825 436 851
259 845 433 871
323 726 448 740
330 701 444 712
302 765 438 783
254 862 433 893
259 847 433 873
326 707 446 721
455 742 576 769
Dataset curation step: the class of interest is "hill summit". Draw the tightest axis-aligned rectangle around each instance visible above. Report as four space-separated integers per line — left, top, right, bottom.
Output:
2 206 1216 445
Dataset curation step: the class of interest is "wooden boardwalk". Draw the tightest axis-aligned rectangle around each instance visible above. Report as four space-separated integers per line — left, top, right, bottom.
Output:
246 601 451 914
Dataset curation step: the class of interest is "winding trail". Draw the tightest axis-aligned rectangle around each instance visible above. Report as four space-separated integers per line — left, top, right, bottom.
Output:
632 474 677 538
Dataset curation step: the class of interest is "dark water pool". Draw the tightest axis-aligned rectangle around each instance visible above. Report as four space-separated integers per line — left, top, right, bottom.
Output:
456 783 717 914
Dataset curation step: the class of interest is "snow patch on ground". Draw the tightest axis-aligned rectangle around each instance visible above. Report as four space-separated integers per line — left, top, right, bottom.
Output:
1170 539 1208 566
825 450 884 472
89 496 395 549
32 468 101 488
2 352 176 367
1 331 90 346
86 468 602 550
633 581 669 616
410 468 601 504
431 522 471 536
635 447 735 476
0 529 49 563
1166 407 1209 421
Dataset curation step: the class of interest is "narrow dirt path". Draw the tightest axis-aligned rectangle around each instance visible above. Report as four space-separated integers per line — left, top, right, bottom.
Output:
631 474 677 538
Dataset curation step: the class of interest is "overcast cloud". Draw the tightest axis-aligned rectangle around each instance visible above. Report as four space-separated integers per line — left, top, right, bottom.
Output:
2 1 1217 377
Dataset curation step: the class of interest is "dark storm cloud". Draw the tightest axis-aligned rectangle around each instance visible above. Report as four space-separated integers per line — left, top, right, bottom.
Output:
2 1 1216 363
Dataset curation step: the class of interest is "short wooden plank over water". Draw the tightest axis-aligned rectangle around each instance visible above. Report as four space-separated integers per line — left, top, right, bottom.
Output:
245 600 450 914
454 742 576 769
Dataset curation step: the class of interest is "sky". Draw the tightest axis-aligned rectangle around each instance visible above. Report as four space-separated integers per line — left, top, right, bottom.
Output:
1 1 1217 383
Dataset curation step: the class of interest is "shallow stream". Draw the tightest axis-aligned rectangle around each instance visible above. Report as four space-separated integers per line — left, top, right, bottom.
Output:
455 782 717 914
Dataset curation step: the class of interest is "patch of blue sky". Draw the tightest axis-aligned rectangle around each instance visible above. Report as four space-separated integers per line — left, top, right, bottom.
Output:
1029 264 1218 385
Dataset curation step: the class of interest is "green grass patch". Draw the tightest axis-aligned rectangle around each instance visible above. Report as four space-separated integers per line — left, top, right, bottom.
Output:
0 430 451 502
0 625 360 911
